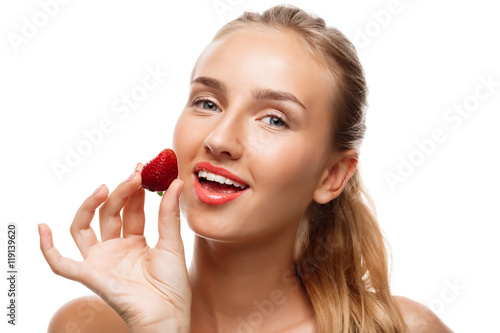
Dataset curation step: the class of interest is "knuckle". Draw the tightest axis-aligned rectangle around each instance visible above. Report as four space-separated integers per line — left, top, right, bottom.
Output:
125 202 143 215
51 265 61 276
98 203 119 220
49 259 63 276
159 208 180 220
69 225 76 238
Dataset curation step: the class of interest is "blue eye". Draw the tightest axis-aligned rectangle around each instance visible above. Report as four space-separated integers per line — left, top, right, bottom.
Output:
262 116 286 127
197 100 219 112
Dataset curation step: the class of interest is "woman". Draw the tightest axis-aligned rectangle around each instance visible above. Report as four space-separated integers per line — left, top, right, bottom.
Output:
39 5 453 332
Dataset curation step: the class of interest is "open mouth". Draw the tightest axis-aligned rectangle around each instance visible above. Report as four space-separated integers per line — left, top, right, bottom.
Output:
197 170 249 194
193 162 249 205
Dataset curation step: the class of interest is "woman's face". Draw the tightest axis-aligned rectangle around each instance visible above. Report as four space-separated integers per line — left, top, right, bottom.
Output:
173 27 335 243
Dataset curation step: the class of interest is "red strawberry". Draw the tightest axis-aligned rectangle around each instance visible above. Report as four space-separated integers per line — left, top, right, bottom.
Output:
141 148 178 196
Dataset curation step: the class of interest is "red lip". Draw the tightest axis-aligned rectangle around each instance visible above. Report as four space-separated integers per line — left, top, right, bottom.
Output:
194 162 248 186
193 162 249 205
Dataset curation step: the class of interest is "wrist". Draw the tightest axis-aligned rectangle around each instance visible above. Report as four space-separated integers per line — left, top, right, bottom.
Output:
129 317 190 333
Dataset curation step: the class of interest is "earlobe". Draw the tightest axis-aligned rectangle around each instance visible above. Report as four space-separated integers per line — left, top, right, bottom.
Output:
313 153 358 204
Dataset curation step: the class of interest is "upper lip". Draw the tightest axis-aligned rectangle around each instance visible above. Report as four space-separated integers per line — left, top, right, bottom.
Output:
194 162 249 187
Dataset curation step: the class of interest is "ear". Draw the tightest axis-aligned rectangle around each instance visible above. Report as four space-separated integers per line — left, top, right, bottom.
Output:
313 150 358 204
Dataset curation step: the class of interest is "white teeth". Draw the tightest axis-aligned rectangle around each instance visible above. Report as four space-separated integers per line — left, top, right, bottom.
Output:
197 170 247 189
233 181 245 189
214 175 226 184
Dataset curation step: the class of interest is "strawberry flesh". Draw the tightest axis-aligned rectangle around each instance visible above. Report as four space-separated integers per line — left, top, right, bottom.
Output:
141 148 178 193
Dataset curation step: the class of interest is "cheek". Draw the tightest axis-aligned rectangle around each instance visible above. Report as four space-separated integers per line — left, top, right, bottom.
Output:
245 127 275 153
172 110 190 153
173 112 202 178
252 137 325 198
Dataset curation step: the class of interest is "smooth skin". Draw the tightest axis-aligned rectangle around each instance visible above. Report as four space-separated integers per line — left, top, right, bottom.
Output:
41 27 453 332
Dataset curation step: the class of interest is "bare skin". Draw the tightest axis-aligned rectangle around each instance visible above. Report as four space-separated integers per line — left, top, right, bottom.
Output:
41 28 454 333
46 295 453 332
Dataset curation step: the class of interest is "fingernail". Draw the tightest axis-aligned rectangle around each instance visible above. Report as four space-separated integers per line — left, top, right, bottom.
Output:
92 184 104 195
126 171 136 182
177 182 184 199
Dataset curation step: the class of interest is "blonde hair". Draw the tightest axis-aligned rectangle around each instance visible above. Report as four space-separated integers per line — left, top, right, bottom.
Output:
214 5 408 332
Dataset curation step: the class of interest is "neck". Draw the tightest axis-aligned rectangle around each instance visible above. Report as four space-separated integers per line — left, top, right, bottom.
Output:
189 230 314 332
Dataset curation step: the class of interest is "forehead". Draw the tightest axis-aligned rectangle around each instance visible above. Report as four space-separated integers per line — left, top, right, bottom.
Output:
192 27 333 110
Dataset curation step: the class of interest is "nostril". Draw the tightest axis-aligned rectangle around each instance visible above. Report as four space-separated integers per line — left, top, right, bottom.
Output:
203 124 243 159
204 141 234 159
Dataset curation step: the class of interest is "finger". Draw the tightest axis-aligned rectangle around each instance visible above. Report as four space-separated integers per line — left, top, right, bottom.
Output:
98 170 142 241
135 162 144 173
123 163 146 236
39 223 82 282
156 179 184 252
122 185 146 237
70 184 109 257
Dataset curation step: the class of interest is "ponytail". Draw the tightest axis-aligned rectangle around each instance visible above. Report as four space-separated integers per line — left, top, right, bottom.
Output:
295 170 408 332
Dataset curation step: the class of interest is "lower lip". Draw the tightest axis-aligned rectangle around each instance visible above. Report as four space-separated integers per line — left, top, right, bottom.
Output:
193 175 248 205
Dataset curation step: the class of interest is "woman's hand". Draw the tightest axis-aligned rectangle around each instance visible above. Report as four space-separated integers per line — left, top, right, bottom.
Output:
38 166 191 332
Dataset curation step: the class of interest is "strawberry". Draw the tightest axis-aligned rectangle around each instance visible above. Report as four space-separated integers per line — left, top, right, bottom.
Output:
141 148 178 196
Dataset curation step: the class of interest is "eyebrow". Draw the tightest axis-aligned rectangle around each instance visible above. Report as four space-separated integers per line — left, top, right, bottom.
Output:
191 76 307 111
191 76 227 95
252 88 307 111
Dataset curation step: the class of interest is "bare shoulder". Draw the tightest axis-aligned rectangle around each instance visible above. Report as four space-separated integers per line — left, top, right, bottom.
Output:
393 296 454 333
47 295 128 333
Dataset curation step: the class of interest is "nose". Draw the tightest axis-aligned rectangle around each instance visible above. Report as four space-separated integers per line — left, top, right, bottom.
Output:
203 110 244 160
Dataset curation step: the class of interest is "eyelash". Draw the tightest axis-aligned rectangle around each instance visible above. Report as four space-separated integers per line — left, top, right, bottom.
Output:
192 98 290 128
193 98 220 112
262 112 289 128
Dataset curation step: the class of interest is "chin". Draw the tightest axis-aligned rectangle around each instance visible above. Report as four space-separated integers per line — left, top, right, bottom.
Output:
185 214 244 243
179 188 251 243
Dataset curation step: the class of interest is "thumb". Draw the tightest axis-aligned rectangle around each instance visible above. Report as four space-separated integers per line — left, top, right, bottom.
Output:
156 179 184 251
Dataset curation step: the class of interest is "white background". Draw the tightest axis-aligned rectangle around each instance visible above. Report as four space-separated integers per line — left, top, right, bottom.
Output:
1 0 499 331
